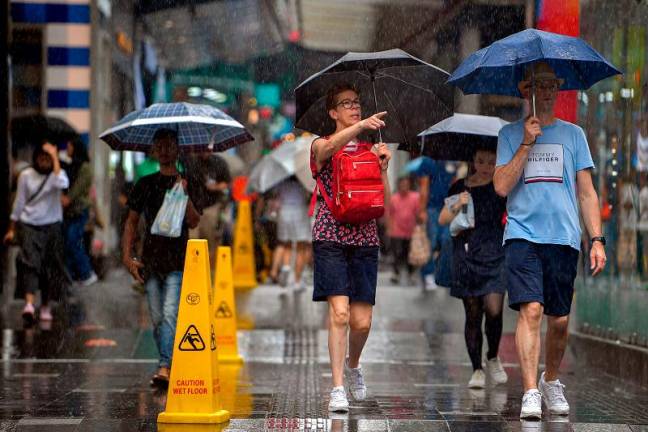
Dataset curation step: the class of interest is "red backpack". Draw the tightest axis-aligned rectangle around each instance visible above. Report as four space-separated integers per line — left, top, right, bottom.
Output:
310 141 385 224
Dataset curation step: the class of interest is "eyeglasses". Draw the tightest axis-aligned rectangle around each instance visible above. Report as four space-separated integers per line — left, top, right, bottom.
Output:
336 99 361 109
525 81 560 91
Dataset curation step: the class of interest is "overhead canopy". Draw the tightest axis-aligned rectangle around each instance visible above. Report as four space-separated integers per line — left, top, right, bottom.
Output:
140 0 285 68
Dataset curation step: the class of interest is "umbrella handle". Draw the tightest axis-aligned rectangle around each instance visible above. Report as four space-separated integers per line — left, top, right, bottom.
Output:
371 74 384 144
531 67 536 118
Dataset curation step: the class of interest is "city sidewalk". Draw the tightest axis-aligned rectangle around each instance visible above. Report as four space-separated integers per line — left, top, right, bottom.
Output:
0 268 646 431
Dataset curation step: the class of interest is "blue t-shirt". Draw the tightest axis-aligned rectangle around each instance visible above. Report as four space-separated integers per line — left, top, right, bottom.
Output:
415 157 455 210
496 119 594 250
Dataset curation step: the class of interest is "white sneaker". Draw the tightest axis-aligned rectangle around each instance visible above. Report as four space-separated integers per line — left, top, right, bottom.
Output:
344 361 367 401
486 357 508 384
424 275 438 291
328 386 349 412
520 389 542 419
538 372 569 415
468 369 486 388
81 272 98 287
292 279 305 292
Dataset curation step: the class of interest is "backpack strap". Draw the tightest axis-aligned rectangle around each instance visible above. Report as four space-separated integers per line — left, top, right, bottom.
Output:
26 173 51 205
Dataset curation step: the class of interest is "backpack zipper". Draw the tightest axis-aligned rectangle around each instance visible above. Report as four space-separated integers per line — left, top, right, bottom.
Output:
348 189 379 198
352 161 374 169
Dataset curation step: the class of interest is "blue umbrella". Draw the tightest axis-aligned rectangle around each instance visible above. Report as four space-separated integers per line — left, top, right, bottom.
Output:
418 113 509 161
447 29 621 113
100 102 253 153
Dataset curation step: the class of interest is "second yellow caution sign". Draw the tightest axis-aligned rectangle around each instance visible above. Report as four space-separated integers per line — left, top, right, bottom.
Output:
158 240 229 424
213 246 243 363
232 200 257 290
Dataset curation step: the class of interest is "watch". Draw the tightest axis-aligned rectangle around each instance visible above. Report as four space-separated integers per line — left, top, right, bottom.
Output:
591 236 606 246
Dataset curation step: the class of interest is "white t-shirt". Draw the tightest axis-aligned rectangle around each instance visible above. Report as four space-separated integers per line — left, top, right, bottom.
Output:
10 168 69 225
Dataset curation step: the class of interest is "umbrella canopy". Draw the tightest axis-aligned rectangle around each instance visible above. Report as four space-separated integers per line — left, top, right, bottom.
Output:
447 29 621 97
248 137 314 193
293 136 316 192
11 114 80 149
248 140 297 194
295 49 454 151
418 113 509 161
99 102 253 153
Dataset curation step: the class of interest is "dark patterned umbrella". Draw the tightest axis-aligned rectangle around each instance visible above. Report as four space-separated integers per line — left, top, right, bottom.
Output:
100 102 253 153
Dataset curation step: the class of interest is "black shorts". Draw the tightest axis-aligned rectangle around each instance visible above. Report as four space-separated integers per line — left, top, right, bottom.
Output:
312 241 379 305
505 239 579 317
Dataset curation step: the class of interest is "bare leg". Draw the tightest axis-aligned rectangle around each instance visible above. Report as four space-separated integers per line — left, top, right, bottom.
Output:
328 296 350 387
294 242 309 283
348 302 373 368
515 302 543 391
25 293 35 305
544 315 569 381
269 243 286 280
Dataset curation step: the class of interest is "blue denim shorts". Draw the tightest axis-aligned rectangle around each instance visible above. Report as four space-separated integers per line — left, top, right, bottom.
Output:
505 239 579 317
312 241 379 305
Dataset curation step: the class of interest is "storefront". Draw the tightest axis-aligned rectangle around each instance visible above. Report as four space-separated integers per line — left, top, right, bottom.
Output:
576 0 648 343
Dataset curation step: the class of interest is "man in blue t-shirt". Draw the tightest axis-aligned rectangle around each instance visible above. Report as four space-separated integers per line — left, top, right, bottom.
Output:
494 63 606 420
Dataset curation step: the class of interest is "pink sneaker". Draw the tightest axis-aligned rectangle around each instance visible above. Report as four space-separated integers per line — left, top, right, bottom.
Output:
22 303 35 325
39 305 53 321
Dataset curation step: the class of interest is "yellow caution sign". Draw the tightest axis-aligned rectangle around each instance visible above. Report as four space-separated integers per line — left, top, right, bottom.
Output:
158 425 228 432
213 246 243 364
232 200 257 291
158 240 230 425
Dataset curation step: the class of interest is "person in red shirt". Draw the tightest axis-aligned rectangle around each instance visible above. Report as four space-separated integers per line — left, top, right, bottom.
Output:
387 177 420 285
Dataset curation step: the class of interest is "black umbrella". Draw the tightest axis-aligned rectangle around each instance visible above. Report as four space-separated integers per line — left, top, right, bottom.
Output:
295 49 454 150
11 114 80 150
418 113 509 161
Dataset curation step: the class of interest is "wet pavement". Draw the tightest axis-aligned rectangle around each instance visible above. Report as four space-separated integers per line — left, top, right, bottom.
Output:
0 267 647 431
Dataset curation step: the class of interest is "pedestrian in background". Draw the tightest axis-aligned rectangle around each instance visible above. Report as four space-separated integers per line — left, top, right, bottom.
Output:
273 177 311 291
121 129 201 387
439 147 507 389
185 152 231 268
310 83 390 413
386 176 419 285
61 138 98 286
415 158 455 290
4 143 70 325
494 63 606 419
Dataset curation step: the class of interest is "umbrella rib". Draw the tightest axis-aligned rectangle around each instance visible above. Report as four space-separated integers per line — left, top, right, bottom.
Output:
381 89 409 147
376 72 453 111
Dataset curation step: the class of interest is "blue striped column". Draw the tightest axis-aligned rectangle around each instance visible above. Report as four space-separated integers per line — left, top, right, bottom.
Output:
11 0 91 145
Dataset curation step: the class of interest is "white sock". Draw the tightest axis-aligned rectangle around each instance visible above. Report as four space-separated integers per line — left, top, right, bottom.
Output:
332 386 344 392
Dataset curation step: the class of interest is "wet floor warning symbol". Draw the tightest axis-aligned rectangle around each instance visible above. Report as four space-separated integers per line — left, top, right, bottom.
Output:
215 301 233 319
210 324 216 351
178 325 205 351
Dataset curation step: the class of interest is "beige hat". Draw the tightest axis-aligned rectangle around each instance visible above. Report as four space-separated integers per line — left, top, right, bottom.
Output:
518 62 565 92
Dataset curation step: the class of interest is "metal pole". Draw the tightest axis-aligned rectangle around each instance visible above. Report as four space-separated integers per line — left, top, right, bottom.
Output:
0 0 10 295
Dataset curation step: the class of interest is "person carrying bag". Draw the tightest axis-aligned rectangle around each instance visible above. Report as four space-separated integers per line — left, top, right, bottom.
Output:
151 181 189 238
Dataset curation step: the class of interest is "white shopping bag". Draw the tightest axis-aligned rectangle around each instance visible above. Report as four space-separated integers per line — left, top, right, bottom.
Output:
445 193 475 237
151 182 188 238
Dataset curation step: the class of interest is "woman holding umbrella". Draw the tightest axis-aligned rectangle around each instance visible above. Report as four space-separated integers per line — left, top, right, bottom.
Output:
438 145 508 389
311 83 390 413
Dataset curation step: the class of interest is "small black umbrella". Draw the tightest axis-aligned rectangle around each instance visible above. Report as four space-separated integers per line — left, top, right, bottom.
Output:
295 49 454 150
11 114 80 149
418 113 509 161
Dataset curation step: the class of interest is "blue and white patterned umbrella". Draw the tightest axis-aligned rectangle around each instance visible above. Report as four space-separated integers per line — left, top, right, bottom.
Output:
99 102 253 152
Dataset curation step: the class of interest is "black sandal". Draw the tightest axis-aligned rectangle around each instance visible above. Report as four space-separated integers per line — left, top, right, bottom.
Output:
150 373 169 388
